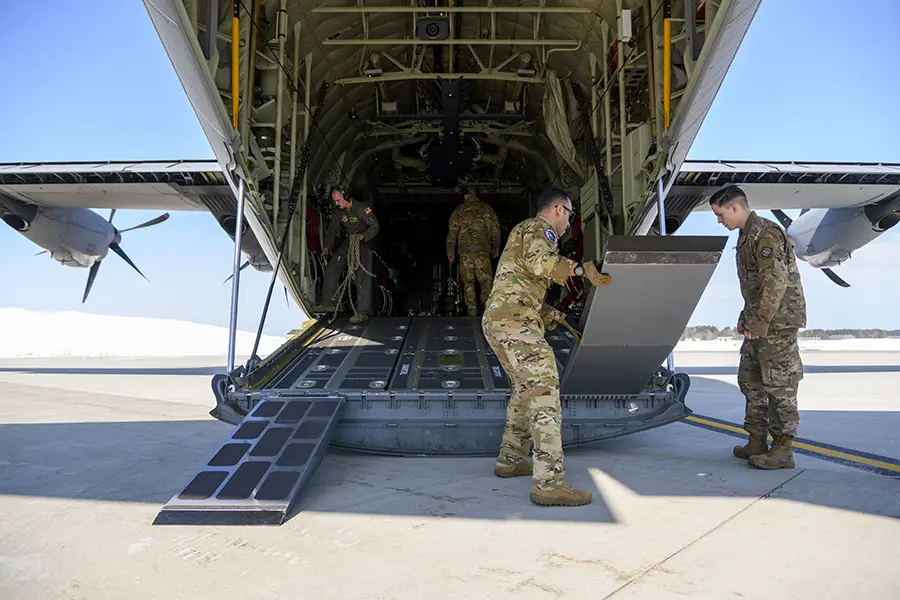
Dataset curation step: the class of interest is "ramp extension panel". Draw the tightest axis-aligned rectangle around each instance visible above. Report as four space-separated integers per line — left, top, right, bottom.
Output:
154 394 344 525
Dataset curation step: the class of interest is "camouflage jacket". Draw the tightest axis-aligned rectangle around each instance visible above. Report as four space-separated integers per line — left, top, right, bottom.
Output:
737 211 807 336
483 215 573 331
446 198 501 256
324 198 380 251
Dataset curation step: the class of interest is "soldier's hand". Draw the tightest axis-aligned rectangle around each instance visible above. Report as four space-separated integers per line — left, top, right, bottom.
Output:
737 317 745 334
448 255 455 264
583 261 612 287
355 233 365 242
322 248 330 258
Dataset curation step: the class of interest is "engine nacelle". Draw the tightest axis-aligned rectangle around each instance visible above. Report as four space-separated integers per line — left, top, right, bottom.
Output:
3 204 115 266
0 197 38 231
863 199 900 232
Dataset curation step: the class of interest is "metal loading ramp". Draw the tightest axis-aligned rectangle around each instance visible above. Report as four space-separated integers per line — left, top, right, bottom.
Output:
561 235 728 396
154 394 345 525
156 235 725 525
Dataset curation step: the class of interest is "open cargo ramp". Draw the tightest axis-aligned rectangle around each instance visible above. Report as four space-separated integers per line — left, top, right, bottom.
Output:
156 235 726 525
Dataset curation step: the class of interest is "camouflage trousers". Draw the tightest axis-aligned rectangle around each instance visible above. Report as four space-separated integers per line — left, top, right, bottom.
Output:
482 313 564 490
737 331 803 437
459 252 494 316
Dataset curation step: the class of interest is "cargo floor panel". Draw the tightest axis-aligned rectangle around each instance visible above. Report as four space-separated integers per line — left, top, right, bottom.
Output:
278 317 411 391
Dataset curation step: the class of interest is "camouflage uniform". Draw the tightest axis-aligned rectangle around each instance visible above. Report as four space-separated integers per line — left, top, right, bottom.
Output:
447 197 501 316
735 211 807 469
320 198 380 317
481 214 591 506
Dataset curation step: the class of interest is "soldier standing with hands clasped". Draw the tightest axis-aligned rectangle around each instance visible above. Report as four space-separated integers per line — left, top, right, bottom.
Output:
709 185 807 470
482 188 612 507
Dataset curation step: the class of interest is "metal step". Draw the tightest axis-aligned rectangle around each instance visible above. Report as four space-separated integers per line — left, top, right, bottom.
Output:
154 393 345 525
560 235 727 396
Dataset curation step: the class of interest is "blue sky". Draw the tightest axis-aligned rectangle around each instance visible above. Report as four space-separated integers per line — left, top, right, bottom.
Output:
1 0 898 336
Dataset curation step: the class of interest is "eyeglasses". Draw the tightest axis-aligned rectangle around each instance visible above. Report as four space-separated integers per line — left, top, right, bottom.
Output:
561 205 576 221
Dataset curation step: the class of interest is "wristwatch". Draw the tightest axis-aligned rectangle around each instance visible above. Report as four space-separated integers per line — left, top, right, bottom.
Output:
573 262 584 276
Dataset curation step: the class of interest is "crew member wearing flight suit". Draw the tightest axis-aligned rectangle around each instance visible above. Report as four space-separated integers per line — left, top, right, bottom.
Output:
447 186 501 316
482 188 612 506
318 186 380 323
709 184 807 470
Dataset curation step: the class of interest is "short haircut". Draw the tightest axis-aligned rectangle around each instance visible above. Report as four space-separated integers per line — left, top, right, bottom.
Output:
708 184 748 208
536 187 570 213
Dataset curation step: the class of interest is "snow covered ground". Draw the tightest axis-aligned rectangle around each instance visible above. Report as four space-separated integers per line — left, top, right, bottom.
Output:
675 337 900 352
1 308 897 358
0 308 287 358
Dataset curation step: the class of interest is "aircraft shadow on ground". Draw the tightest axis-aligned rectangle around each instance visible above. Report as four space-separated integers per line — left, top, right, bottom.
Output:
0 366 228 376
1 376 897 525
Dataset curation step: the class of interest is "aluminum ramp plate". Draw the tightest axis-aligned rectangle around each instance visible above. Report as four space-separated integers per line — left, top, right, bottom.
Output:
560 235 727 396
154 394 345 525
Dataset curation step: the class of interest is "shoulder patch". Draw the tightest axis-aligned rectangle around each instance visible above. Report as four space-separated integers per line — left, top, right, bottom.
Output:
544 228 558 245
364 206 372 214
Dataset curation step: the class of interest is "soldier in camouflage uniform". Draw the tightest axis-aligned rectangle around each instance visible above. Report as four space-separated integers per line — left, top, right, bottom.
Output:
709 185 807 470
316 186 380 323
447 187 501 316
482 188 612 506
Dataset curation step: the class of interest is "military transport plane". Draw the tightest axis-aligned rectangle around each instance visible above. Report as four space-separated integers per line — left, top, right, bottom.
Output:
3 0 899 524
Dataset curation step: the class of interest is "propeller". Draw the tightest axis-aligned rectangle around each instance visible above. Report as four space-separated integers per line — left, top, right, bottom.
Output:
771 209 850 288
82 210 170 303
224 263 290 306
222 259 251 284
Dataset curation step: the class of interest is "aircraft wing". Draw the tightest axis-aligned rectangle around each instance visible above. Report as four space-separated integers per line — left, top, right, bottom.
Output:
0 159 232 212
674 160 900 211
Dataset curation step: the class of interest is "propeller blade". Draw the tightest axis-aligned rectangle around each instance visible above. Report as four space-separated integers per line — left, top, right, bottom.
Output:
284 285 289 307
34 250 48 256
771 209 793 229
109 208 117 223
223 260 251 284
822 267 850 288
109 242 149 281
82 261 101 303
117 212 170 233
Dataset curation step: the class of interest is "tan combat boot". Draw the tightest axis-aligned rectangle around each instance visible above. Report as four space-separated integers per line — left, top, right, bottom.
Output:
530 482 592 507
749 435 795 469
494 460 532 478
733 433 768 460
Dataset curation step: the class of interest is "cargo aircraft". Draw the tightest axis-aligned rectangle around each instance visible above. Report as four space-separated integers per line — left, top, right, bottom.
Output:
1 0 897 524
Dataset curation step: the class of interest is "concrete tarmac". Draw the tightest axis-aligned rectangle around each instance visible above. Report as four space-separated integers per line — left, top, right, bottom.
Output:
0 351 898 600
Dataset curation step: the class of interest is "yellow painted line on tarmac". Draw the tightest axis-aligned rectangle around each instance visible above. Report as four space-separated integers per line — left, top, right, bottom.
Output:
685 415 900 474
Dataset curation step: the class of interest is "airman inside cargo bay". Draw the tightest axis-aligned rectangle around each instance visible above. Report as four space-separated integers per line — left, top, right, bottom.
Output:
316 186 380 323
482 187 612 507
710 184 807 470
446 186 501 316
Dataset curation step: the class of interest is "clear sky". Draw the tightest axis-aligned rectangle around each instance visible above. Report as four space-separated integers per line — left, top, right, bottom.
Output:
1 0 898 336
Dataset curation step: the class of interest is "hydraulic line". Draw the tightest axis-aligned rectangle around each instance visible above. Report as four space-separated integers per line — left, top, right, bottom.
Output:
247 82 330 366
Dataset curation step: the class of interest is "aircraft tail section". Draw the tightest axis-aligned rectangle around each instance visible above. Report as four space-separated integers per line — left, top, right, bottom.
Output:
561 235 728 396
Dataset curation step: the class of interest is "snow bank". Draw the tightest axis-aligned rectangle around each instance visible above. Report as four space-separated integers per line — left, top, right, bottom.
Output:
0 308 287 358
675 337 900 352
